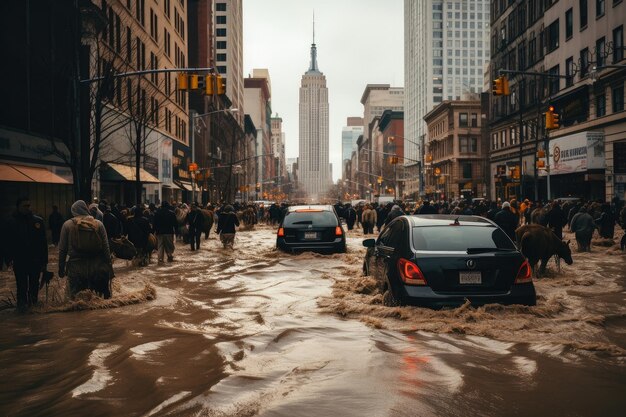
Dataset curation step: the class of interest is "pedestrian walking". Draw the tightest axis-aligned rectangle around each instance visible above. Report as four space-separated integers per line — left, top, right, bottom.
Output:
186 203 204 251
216 205 240 249
154 201 178 262
344 204 357 230
126 206 152 265
384 204 405 226
48 205 64 246
4 197 48 311
58 200 113 298
595 203 615 239
546 200 567 239
494 201 519 241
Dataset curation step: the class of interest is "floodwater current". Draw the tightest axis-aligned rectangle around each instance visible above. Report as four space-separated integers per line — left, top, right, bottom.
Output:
1 225 625 417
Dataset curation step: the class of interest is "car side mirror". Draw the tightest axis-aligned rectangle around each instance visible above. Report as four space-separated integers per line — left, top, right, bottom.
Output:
362 238 376 248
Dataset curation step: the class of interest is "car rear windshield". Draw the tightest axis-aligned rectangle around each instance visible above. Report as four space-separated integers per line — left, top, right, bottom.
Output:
412 225 515 251
283 211 338 227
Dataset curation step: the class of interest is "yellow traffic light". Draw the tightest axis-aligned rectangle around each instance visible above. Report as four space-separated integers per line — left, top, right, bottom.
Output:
189 74 199 89
492 76 510 96
177 73 188 90
434 167 441 175
537 160 546 168
389 156 399 164
205 74 214 95
377 176 383 184
545 105 560 129
537 149 546 158
217 75 226 95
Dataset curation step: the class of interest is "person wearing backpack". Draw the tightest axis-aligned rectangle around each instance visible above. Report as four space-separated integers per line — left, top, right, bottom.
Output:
58 200 113 299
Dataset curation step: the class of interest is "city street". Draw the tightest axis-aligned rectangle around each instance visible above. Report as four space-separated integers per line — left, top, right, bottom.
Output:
1 225 625 417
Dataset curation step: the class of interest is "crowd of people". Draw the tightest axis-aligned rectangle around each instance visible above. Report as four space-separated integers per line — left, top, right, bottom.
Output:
2 194 625 312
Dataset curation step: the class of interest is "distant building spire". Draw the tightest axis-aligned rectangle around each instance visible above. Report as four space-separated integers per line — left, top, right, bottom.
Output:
308 11 319 73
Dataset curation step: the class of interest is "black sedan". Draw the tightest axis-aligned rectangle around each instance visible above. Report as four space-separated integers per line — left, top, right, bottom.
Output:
277 206 347 253
363 215 536 308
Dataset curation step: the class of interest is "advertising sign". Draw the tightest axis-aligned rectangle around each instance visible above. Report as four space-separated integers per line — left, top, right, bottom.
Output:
539 132 605 176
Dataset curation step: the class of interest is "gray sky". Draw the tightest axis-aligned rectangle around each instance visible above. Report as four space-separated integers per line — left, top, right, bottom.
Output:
243 0 404 182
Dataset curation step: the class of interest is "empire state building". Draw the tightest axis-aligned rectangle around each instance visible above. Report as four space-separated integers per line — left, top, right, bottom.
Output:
299 23 329 200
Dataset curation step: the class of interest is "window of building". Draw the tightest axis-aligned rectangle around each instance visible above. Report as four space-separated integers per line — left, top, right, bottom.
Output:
548 19 559 51
614 26 624 63
459 113 468 127
529 37 536 63
217 53 226 61
613 85 624 112
461 162 472 179
460 137 477 153
580 0 588 28
217 66 227 74
216 28 226 36
150 9 158 41
216 2 226 11
164 29 171 56
596 0 605 16
565 8 573 39
136 0 145 26
164 0 170 18
471 113 478 127
566 57 574 87
580 48 589 77
217 15 226 24
596 94 606 116
549 65 560 95
217 41 227 49
595 37 606 68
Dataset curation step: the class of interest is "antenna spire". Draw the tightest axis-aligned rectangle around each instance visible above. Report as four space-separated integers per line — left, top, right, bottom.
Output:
313 10 315 44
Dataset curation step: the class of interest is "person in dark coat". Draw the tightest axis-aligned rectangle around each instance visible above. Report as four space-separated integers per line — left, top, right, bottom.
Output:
344 204 357 230
216 205 240 249
546 200 568 239
414 200 437 215
376 204 389 232
48 205 64 246
154 201 178 262
494 201 519 241
384 205 405 226
5 197 48 310
185 203 204 251
594 203 615 239
127 206 152 265
102 205 122 239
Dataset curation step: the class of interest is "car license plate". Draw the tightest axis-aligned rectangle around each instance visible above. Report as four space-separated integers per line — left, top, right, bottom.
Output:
459 271 482 284
304 232 317 240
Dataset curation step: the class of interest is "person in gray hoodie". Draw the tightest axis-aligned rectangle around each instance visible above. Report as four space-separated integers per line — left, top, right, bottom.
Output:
58 200 113 298
570 206 596 252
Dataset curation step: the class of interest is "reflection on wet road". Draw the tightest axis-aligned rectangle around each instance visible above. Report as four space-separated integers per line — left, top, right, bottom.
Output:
1 226 625 416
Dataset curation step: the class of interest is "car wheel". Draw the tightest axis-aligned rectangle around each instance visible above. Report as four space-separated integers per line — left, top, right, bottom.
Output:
382 289 402 307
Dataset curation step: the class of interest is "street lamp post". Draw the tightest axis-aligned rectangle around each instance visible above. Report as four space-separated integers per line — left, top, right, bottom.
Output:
190 107 238 204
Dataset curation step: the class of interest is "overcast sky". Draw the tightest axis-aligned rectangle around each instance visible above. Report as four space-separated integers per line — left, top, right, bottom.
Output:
243 0 404 182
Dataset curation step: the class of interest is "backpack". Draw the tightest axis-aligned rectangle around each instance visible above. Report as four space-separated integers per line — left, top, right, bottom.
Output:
110 236 137 260
71 217 103 255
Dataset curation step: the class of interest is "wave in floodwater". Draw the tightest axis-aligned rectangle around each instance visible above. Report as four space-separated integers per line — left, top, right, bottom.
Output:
320 231 626 360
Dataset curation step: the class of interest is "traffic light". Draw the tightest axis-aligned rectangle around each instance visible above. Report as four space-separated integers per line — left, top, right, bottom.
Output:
389 156 399 164
205 74 214 95
492 76 510 96
377 176 383 184
177 73 188 90
189 74 199 89
217 75 226 95
545 105 560 129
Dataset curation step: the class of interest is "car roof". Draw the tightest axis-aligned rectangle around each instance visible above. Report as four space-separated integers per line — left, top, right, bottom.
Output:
405 214 496 227
287 205 335 212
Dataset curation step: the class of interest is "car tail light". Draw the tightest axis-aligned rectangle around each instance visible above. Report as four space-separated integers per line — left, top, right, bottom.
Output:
397 258 427 286
514 260 532 284
335 226 343 236
277 227 285 237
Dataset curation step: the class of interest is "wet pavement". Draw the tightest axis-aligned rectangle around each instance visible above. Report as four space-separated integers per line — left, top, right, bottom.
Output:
1 225 625 417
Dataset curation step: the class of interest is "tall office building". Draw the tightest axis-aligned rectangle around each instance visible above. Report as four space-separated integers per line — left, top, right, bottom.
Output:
299 23 329 199
404 0 490 196
342 118 363 179
215 0 244 126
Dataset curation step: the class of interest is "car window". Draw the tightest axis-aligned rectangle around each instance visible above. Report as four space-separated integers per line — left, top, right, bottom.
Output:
387 220 406 249
412 225 515 251
283 211 338 227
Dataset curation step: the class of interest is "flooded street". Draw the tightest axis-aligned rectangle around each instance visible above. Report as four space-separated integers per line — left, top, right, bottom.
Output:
1 225 626 417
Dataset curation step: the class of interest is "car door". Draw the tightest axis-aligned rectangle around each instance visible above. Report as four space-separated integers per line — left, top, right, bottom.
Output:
374 219 407 286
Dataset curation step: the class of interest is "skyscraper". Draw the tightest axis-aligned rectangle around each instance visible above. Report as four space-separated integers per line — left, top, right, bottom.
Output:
404 0 490 197
299 19 329 200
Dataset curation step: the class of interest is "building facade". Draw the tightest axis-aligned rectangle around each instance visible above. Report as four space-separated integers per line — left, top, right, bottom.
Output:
489 0 625 202
299 34 329 200
341 119 364 180
424 100 487 200
404 0 491 197
244 75 271 198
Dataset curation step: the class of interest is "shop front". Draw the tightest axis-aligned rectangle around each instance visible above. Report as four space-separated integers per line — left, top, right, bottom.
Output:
172 140 192 204
539 131 605 201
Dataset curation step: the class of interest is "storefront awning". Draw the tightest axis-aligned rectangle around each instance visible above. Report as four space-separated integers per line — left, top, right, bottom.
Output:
0 162 71 184
100 163 161 183
174 180 193 191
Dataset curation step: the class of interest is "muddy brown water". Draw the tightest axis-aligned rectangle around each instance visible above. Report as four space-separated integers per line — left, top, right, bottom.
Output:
1 226 625 417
